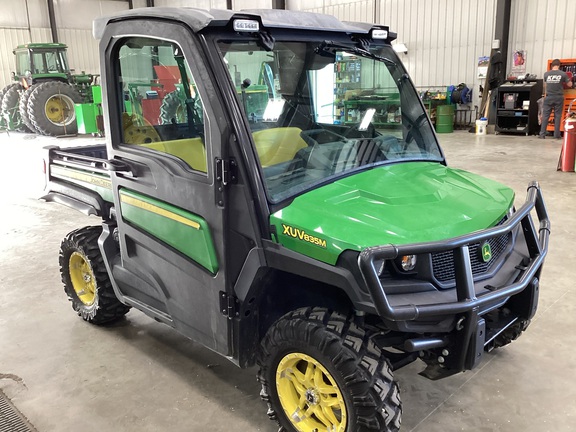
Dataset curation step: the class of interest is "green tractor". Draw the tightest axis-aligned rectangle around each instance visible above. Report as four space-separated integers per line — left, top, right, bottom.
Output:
0 43 95 136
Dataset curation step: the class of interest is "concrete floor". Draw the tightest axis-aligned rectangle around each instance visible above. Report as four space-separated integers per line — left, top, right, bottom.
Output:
0 129 575 432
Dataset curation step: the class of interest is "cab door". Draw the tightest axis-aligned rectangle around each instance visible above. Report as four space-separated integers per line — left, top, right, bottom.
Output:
100 20 230 354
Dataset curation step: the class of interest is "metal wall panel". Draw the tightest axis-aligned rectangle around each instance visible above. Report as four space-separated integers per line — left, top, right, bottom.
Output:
289 0 498 107
510 0 576 78
233 0 273 9
154 0 227 7
55 0 129 30
59 29 100 76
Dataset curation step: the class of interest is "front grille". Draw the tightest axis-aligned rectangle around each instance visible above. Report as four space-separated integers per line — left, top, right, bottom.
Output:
431 217 511 283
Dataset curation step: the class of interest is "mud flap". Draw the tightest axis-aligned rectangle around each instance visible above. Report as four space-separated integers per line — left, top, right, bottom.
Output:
466 318 486 370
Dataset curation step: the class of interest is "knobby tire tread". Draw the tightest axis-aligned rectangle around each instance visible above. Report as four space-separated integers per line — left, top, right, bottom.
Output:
257 307 402 432
59 226 130 325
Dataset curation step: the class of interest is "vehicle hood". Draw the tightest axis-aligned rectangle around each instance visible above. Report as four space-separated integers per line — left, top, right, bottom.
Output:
269 162 515 265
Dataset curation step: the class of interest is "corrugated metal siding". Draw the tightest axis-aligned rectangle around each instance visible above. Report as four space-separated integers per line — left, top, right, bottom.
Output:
154 0 227 7
3 0 575 98
59 29 100 76
510 0 576 77
0 28 30 90
292 0 497 98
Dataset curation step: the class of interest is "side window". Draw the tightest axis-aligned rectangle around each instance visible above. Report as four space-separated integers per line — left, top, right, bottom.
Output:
32 53 45 74
116 37 207 174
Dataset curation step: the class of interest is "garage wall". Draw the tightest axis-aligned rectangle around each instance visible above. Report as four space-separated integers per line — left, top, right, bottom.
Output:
3 0 575 96
287 0 576 108
0 0 228 90
509 0 576 77
287 0 497 101
0 0 129 90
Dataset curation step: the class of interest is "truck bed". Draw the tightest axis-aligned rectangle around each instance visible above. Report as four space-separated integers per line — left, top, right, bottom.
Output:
42 144 114 218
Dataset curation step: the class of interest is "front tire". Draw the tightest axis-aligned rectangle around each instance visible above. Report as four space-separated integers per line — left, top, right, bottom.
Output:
59 226 130 324
258 308 402 432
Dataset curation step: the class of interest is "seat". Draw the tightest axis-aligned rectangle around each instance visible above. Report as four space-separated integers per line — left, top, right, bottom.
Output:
252 127 308 167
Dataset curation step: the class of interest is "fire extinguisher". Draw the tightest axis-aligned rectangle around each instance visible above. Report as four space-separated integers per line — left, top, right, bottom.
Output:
558 99 576 172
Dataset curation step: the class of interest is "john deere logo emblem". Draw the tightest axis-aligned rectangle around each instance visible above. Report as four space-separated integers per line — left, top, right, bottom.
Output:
481 242 492 262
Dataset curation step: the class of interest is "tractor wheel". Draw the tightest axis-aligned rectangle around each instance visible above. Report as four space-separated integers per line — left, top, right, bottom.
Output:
1 83 30 132
258 307 402 432
159 90 187 125
0 83 17 128
28 81 82 136
19 84 39 132
0 83 18 106
59 226 130 325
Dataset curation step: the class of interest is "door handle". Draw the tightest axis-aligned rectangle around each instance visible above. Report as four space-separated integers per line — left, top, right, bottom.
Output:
105 159 136 177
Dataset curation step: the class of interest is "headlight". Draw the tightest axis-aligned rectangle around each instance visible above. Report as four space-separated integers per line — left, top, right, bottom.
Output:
400 255 417 271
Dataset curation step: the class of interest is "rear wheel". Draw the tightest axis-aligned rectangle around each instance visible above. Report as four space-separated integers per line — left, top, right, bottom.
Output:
0 83 18 107
28 81 82 136
1 83 30 132
159 90 186 124
59 226 130 324
258 307 402 432
19 84 38 132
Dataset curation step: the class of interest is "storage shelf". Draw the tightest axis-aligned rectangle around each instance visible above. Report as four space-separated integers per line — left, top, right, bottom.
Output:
495 79 542 135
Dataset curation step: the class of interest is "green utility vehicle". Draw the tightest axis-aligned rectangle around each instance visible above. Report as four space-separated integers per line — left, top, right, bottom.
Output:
0 43 95 135
42 8 549 432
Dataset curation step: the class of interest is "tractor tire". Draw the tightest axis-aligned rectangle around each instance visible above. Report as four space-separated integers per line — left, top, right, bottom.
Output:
1 83 30 132
28 81 82 136
258 307 402 432
159 90 186 125
0 83 18 107
59 226 130 325
19 84 39 133
0 83 17 128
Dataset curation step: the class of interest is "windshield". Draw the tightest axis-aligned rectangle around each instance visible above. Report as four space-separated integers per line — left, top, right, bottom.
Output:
218 40 442 203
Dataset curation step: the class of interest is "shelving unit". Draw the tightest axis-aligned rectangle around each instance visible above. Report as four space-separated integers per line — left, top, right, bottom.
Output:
343 96 402 130
334 55 362 123
495 80 543 135
545 58 576 133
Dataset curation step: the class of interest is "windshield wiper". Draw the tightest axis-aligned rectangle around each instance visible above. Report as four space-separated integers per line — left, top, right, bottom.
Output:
315 41 396 66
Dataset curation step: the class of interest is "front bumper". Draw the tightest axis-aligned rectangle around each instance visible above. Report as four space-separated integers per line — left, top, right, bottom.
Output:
359 181 549 373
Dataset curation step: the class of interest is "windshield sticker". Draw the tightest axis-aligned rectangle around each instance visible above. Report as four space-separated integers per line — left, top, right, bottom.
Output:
282 224 327 248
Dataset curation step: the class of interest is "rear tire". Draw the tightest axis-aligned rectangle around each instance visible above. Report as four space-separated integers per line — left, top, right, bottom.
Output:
0 83 18 107
1 83 30 132
59 226 130 324
19 84 38 132
159 90 186 124
28 81 82 136
258 307 402 432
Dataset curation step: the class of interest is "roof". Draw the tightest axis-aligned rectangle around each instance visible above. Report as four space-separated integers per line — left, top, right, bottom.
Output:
93 7 394 41
15 43 67 50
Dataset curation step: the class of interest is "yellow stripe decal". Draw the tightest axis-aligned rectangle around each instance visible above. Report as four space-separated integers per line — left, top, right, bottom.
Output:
51 165 112 189
120 194 200 230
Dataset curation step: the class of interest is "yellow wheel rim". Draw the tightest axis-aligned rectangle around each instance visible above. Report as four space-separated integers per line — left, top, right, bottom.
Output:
44 94 75 126
276 352 347 432
69 252 96 306
122 113 161 144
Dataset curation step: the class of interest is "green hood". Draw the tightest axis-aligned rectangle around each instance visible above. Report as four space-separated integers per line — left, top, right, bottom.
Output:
270 162 514 265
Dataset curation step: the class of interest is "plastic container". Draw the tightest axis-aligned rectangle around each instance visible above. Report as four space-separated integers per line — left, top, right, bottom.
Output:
436 105 454 133
476 117 488 135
